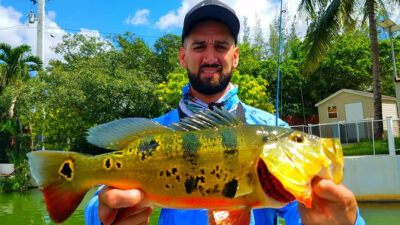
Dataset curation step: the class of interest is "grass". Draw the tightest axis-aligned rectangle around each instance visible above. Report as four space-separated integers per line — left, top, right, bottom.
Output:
342 137 400 156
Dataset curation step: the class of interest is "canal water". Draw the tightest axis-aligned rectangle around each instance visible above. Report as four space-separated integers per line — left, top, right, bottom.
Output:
0 188 399 224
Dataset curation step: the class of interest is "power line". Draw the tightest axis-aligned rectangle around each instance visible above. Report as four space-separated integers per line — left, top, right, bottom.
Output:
0 24 165 39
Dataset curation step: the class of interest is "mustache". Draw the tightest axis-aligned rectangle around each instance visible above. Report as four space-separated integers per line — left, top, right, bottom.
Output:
200 64 221 69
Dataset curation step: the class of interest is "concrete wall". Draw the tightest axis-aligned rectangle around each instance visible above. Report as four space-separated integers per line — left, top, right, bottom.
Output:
343 155 400 201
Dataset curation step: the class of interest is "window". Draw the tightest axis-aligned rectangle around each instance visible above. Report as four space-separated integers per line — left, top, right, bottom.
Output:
328 105 337 118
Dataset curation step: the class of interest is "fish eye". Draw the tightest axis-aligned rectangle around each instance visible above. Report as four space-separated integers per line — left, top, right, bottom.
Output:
290 133 304 143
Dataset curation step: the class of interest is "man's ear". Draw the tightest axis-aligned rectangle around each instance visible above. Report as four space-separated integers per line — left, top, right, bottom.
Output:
179 47 187 68
232 46 239 69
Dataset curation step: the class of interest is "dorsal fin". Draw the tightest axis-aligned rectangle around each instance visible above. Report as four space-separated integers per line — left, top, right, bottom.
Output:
168 107 243 131
87 118 171 150
236 103 247 124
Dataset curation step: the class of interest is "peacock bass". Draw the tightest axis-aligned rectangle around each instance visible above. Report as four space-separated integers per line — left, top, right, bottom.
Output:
27 106 344 224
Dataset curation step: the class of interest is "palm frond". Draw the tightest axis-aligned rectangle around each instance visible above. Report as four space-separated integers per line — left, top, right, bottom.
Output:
299 0 317 18
23 55 43 70
302 0 342 73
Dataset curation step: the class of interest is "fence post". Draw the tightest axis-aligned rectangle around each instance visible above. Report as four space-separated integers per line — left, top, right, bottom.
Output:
337 122 341 142
371 119 375 155
387 117 396 156
308 124 312 135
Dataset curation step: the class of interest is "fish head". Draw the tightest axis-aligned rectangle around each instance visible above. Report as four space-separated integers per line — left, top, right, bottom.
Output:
257 127 343 207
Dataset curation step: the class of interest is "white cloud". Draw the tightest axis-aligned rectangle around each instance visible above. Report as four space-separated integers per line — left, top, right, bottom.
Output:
126 9 150 26
0 4 104 67
155 0 308 40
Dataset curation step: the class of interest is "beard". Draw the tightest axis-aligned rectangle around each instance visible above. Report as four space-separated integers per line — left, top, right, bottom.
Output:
187 64 232 95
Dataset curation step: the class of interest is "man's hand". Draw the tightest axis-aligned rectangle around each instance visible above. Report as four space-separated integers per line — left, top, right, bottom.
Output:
298 178 358 225
98 186 153 225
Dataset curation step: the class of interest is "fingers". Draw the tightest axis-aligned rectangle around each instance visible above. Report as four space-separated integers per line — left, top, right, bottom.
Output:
100 187 144 208
98 186 145 225
311 178 353 202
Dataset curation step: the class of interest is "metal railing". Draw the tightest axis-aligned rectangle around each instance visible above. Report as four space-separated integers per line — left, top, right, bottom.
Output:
291 117 400 156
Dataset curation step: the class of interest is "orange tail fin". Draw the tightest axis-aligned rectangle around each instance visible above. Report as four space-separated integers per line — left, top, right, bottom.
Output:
28 151 91 223
207 209 251 225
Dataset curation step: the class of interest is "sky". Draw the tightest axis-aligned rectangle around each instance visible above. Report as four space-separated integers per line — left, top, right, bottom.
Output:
0 0 399 65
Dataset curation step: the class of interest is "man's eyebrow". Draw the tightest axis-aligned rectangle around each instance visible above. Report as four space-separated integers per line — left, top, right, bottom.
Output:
192 41 206 45
214 40 230 45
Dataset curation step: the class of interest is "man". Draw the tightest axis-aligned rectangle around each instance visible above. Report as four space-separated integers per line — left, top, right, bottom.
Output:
85 1 365 224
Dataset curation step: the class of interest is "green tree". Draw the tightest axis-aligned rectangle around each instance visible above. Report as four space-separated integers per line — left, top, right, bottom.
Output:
0 43 42 118
299 0 400 137
154 34 184 79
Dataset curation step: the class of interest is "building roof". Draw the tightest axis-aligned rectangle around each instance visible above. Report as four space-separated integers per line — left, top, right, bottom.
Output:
315 89 396 107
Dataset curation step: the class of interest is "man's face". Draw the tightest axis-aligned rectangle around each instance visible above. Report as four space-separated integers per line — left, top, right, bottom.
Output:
179 21 239 95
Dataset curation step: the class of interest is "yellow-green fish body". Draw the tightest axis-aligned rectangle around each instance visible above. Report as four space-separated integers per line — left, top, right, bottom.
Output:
28 107 343 224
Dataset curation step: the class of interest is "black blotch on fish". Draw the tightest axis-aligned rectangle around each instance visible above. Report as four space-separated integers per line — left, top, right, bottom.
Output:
196 176 205 183
184 176 198 194
116 162 121 169
165 184 170 188
105 158 111 168
221 129 238 157
200 169 205 175
222 179 238 198
262 135 268 142
176 175 180 182
172 168 178 175
138 139 159 160
216 174 220 179
114 151 123 155
60 162 72 179
166 171 171 177
160 171 163 176
182 133 200 166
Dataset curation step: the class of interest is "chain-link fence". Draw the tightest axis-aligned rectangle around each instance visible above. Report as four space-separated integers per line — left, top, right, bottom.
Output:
291 118 400 155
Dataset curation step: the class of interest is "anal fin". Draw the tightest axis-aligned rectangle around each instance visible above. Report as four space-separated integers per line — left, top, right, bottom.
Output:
42 182 89 223
207 209 251 225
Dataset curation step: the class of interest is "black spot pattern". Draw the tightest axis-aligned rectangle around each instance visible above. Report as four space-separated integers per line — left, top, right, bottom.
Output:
184 176 198 194
138 139 159 160
182 133 200 166
221 129 238 157
116 162 122 169
60 162 72 179
222 179 238 198
105 158 111 168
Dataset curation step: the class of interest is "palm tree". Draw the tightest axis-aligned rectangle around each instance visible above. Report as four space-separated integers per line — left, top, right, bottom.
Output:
0 43 42 118
299 0 400 138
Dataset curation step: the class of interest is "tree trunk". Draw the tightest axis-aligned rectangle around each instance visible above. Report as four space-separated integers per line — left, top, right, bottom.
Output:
367 0 383 138
8 95 17 118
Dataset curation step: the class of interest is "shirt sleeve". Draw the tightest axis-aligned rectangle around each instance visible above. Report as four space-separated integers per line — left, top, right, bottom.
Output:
277 201 366 225
277 201 302 225
354 208 366 225
84 189 102 225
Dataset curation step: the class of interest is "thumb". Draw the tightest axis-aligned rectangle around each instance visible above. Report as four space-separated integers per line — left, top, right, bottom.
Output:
312 178 348 202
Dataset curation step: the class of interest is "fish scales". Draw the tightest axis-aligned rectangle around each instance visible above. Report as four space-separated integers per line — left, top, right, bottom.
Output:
27 108 344 224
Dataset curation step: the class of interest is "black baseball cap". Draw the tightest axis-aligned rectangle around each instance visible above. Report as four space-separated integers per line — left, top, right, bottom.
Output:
182 0 240 45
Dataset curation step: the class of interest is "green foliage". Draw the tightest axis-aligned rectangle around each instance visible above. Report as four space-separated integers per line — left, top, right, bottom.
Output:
155 72 188 111
0 160 31 193
231 70 275 113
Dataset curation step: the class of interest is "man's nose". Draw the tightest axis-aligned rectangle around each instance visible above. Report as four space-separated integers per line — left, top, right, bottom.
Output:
202 47 218 64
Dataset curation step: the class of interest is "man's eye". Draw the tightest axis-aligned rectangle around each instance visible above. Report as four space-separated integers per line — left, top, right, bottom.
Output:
215 45 227 50
193 46 204 50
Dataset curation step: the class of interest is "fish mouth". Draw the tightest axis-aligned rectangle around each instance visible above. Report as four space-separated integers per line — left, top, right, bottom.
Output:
257 159 295 203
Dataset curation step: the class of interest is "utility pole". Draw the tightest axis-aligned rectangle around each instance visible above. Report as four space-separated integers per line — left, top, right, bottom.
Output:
37 0 45 63
275 0 284 126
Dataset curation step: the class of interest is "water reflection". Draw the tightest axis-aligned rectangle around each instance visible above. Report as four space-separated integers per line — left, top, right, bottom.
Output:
0 188 93 225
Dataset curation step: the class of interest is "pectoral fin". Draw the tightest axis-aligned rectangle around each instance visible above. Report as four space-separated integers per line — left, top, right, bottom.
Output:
207 209 251 225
